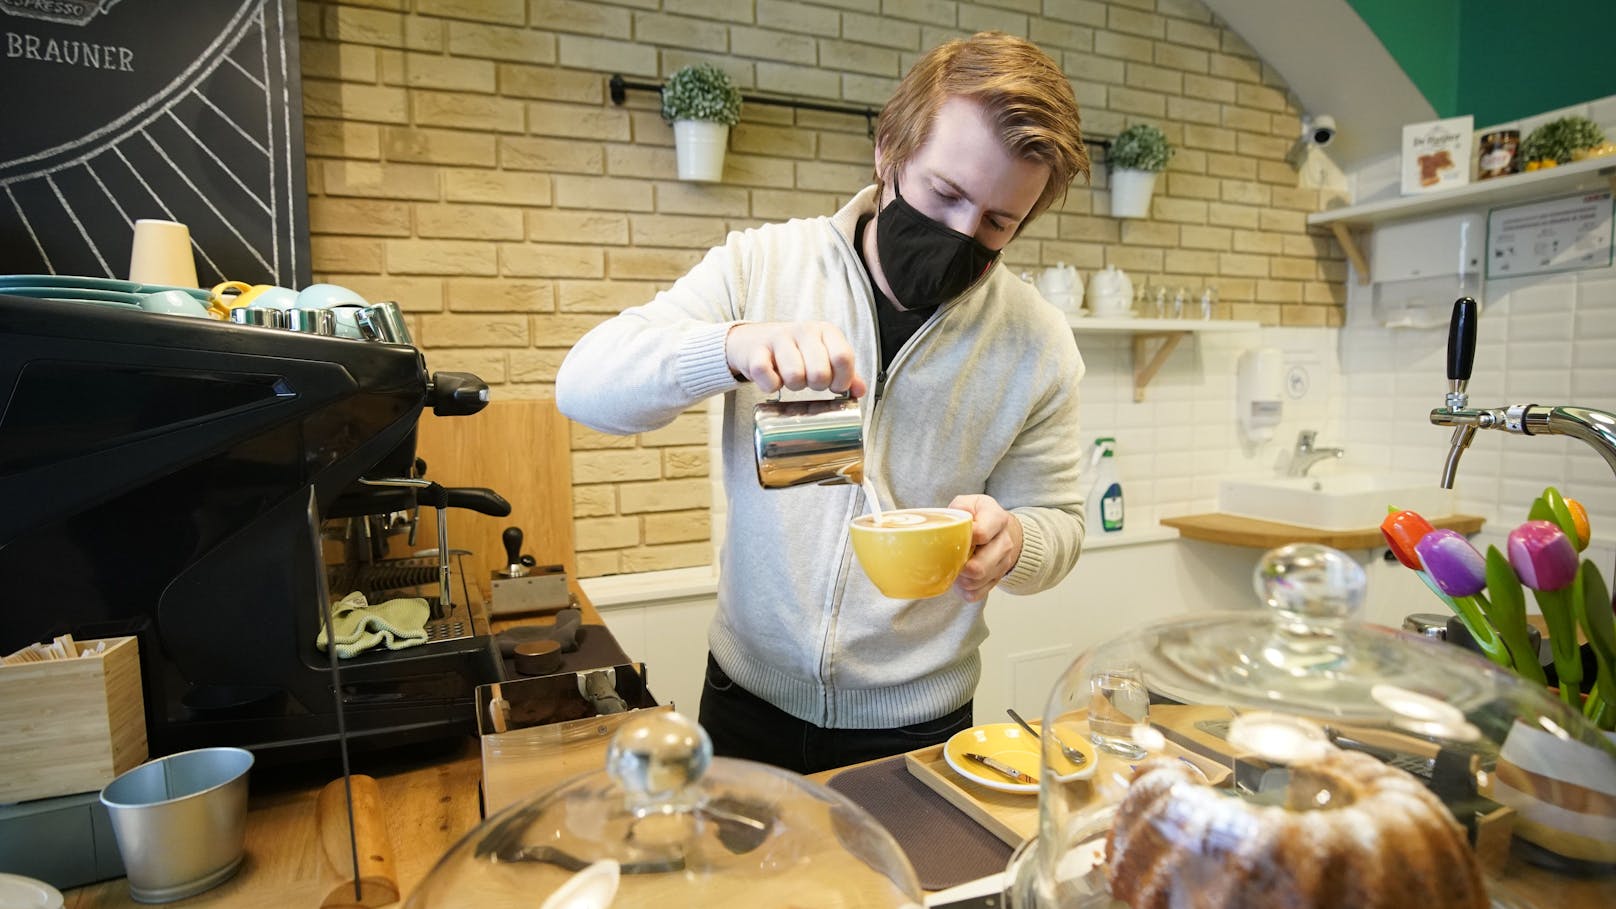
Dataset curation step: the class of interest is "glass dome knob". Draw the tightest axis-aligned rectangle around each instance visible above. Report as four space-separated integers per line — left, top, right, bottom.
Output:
1253 543 1365 623
605 710 713 802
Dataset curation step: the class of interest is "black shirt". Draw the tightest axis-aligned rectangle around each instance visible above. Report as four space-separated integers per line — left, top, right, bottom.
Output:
857 214 938 370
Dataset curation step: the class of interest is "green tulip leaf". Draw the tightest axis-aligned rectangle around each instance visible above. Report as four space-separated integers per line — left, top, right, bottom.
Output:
1480 548 1546 684
1543 487 1579 541
1527 497 1556 524
1483 546 1528 639
1577 560 1616 659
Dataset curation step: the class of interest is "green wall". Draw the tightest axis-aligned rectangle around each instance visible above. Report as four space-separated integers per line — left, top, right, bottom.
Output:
1347 0 1460 117
1350 0 1616 126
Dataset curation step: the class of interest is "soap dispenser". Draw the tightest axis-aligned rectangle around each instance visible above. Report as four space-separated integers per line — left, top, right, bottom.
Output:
1236 348 1284 442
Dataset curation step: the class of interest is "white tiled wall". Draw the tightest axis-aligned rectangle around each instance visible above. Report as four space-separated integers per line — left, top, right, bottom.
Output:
1066 323 1341 528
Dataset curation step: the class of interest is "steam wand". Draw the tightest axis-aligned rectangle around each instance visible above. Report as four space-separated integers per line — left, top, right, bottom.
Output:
1430 297 1616 489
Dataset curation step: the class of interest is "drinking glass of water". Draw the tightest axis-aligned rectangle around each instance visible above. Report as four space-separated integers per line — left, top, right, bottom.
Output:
1088 663 1149 758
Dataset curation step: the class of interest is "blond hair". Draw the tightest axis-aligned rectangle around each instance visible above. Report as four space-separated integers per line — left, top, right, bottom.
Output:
874 31 1089 228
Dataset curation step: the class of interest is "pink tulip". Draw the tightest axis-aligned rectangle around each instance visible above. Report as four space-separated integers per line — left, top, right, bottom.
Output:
1507 520 1579 592
1415 530 1487 597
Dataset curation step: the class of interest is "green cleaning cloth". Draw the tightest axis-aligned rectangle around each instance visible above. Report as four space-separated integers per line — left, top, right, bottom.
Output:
316 591 430 659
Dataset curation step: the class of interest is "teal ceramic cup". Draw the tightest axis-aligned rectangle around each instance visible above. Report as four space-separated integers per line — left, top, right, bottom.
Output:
139 290 212 318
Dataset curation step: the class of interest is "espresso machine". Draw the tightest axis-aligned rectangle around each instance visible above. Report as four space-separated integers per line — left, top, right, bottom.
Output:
0 293 511 760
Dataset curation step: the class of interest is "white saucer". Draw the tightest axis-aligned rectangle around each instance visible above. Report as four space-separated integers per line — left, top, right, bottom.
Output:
0 874 64 909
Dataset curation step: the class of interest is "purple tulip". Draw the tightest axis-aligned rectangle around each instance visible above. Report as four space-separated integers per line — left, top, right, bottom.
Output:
1507 520 1580 592
1415 529 1487 597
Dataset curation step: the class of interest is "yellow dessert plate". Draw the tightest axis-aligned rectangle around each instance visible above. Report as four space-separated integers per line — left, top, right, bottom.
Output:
943 722 1097 793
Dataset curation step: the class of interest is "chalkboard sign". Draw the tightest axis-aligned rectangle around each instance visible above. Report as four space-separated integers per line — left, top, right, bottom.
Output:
0 0 310 288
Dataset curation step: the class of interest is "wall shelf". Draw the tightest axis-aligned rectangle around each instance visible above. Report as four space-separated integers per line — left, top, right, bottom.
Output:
1307 156 1616 284
1162 512 1485 550
1069 316 1259 402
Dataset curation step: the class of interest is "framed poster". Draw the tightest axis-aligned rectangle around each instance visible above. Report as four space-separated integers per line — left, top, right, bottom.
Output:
0 0 309 288
1486 190 1615 279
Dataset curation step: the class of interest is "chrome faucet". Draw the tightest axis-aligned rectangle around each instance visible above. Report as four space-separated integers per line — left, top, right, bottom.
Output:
1288 429 1344 477
1430 297 1616 489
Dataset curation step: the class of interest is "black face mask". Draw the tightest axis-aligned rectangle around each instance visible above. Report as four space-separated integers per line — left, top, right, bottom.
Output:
874 177 1000 310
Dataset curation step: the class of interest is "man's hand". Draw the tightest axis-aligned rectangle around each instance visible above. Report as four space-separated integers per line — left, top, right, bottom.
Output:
725 321 868 397
949 494 1023 602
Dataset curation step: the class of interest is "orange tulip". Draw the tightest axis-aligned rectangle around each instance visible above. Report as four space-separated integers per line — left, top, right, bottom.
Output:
1381 509 1436 570
1567 498 1591 551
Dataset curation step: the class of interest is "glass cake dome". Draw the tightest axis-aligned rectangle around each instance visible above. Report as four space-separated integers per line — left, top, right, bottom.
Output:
405 711 923 908
1007 544 1616 909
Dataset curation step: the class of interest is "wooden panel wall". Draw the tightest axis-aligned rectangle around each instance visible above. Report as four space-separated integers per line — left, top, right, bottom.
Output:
410 398 575 598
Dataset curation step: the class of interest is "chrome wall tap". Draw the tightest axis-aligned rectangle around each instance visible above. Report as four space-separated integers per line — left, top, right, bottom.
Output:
1431 298 1616 489
1287 429 1344 477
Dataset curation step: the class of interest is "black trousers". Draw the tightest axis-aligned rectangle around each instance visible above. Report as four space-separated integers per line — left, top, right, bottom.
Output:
696 653 973 775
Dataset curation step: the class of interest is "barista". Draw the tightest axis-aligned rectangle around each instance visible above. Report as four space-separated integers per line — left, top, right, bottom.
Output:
556 31 1089 774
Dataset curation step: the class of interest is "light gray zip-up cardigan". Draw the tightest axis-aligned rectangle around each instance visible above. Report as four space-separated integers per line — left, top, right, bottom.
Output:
556 186 1087 729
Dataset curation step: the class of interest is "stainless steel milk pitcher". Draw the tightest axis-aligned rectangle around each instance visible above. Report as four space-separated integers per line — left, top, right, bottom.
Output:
753 396 864 488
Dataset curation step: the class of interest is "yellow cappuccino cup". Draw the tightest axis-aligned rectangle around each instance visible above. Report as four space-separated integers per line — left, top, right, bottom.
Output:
849 507 973 599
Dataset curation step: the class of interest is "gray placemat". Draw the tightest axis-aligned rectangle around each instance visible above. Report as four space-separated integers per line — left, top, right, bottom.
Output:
827 756 1014 891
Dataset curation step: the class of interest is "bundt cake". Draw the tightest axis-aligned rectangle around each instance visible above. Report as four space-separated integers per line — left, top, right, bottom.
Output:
1105 749 1487 909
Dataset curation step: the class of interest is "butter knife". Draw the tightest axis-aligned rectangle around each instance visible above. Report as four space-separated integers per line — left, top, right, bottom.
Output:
963 751 1037 785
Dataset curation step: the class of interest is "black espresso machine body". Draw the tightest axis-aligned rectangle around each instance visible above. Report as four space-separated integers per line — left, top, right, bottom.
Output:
0 294 506 760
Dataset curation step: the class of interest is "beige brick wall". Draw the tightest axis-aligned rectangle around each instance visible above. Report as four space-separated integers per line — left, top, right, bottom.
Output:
300 0 1346 577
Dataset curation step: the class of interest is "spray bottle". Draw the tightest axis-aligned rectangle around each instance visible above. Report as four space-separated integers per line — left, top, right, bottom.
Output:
1085 437 1124 533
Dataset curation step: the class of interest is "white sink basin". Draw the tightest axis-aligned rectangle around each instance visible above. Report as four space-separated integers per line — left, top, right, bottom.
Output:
1218 473 1455 531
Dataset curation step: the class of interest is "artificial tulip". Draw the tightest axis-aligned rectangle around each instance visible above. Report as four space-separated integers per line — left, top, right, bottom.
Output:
1507 521 1580 591
1406 528 1510 667
1381 509 1436 570
1509 520 1583 707
1567 498 1591 552
1416 530 1486 597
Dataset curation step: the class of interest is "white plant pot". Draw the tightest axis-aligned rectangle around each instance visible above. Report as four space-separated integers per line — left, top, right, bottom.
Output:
673 120 730 183
1109 168 1157 219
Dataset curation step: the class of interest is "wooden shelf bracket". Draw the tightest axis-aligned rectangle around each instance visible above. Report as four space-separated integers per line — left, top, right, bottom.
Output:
1131 331 1185 402
1328 222 1371 285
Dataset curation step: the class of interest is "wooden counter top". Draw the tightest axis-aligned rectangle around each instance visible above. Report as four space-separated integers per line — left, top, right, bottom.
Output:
1161 512 1485 550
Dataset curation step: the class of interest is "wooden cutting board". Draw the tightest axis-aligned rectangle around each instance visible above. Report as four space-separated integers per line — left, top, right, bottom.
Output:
409 398 575 598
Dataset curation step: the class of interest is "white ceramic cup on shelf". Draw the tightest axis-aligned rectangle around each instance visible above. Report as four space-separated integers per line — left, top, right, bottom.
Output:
128 219 198 288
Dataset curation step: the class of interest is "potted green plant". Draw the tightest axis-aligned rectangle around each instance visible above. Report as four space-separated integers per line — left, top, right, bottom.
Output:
1107 123 1174 218
1520 115 1605 169
661 63 743 183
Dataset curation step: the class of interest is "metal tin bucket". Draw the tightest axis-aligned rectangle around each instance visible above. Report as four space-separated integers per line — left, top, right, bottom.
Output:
753 396 864 488
99 747 254 903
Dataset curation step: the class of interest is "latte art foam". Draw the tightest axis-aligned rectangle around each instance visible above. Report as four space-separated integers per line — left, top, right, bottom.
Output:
858 508 967 529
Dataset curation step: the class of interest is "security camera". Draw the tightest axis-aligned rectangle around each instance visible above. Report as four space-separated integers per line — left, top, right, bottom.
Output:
1308 115 1337 147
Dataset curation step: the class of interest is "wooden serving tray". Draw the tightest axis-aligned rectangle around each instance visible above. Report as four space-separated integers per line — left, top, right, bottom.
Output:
904 711 1231 848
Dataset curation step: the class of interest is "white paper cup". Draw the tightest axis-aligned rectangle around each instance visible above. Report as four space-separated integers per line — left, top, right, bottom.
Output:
128 220 198 289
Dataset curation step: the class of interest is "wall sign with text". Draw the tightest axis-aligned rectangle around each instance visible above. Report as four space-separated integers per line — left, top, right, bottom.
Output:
1486 190 1615 280
0 0 309 287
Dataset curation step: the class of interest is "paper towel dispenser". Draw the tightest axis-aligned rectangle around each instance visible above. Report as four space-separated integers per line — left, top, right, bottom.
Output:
1370 212 1484 328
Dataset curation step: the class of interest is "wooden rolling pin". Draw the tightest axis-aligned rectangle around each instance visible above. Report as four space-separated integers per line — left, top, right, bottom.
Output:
317 774 400 908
